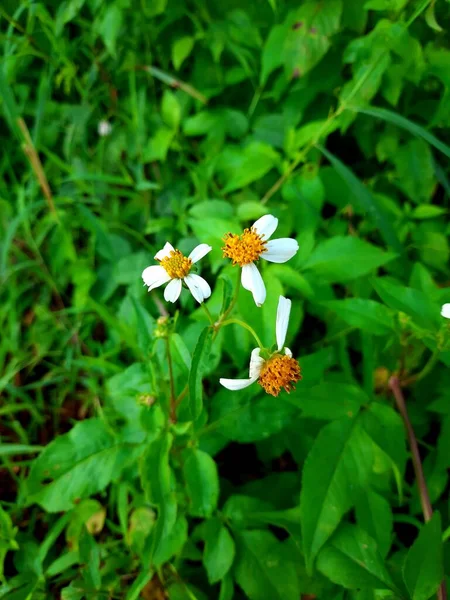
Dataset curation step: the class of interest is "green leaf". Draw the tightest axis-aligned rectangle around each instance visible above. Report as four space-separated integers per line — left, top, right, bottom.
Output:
317 523 398 591
98 5 123 58
350 105 450 160
300 416 375 570
24 419 132 512
0 505 18 578
0 444 43 457
140 433 177 559
287 382 368 420
403 512 443 600
162 91 181 130
172 36 195 71
183 449 219 518
323 298 395 335
203 519 235 584
360 402 407 498
217 142 280 193
355 489 393 558
372 278 439 330
316 145 403 252
393 139 436 204
234 530 300 600
304 236 396 282
188 327 214 420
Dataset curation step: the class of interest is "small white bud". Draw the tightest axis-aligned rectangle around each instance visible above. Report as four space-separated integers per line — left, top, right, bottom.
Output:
98 120 112 137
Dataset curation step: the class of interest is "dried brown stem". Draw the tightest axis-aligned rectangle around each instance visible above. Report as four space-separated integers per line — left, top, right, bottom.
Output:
389 376 447 600
17 118 56 217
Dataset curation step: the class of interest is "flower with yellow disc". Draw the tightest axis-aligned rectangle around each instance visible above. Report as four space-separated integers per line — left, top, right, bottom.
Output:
142 242 212 303
220 296 302 396
222 214 299 306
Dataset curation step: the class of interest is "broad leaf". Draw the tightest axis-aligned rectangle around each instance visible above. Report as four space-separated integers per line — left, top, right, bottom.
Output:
189 327 214 420
24 419 135 512
403 512 443 600
183 449 219 518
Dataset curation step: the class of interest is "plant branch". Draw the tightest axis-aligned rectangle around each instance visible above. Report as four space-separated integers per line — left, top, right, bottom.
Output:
389 376 447 600
166 335 177 423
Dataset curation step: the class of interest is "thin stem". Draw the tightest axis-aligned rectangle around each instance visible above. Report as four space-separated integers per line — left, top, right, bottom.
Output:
220 318 264 349
389 376 447 600
200 302 214 325
402 351 440 386
166 335 177 423
217 270 241 325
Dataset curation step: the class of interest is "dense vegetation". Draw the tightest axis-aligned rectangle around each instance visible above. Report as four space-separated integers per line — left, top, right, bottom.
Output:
1 0 450 598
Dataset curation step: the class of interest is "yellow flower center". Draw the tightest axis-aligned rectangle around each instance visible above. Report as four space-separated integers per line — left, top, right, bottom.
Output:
159 249 192 279
258 354 302 397
222 227 267 267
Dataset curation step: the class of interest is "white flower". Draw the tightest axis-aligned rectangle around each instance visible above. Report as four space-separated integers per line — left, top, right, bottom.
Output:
142 242 212 304
222 215 299 307
98 120 112 136
219 296 302 396
441 303 450 319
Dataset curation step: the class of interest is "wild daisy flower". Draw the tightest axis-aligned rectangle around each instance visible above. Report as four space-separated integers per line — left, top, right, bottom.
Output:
220 296 302 396
142 242 212 304
222 215 299 306
441 304 450 319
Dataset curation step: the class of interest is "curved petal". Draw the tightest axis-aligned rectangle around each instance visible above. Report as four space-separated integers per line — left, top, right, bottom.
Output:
249 347 264 378
241 263 266 307
260 238 299 263
164 278 182 303
252 214 278 240
284 347 293 357
142 265 171 290
154 241 175 261
441 303 450 319
219 377 257 391
276 296 291 351
184 274 211 304
188 243 212 264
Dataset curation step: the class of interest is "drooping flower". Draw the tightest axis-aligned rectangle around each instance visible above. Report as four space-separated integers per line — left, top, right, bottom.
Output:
220 296 302 396
142 242 212 303
441 303 450 319
222 215 299 307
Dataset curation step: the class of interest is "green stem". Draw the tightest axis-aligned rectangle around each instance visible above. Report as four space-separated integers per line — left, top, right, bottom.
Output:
220 318 264 349
218 270 241 325
166 335 177 423
200 301 214 325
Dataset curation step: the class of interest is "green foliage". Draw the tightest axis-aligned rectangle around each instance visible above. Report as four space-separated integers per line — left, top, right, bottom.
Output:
1 0 450 598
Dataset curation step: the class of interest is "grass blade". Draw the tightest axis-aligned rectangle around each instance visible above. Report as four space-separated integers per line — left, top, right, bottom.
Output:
316 145 403 253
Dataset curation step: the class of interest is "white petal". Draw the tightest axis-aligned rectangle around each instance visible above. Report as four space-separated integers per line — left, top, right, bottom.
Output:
249 348 264 378
164 278 182 303
284 347 292 357
188 243 212 264
441 303 450 319
154 242 175 261
276 296 291 351
252 214 278 240
261 238 299 263
142 265 171 290
219 377 257 391
241 263 266 307
184 274 211 304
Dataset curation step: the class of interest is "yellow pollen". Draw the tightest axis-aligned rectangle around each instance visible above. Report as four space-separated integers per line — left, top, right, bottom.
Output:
159 249 192 279
222 227 267 267
258 354 302 397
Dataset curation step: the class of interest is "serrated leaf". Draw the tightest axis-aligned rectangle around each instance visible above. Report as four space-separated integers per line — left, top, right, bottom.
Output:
234 530 300 600
183 449 219 518
24 419 131 512
403 512 443 600
317 523 398 591
304 236 396 282
300 416 375 570
188 327 214 420
203 520 235 583
324 298 395 335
